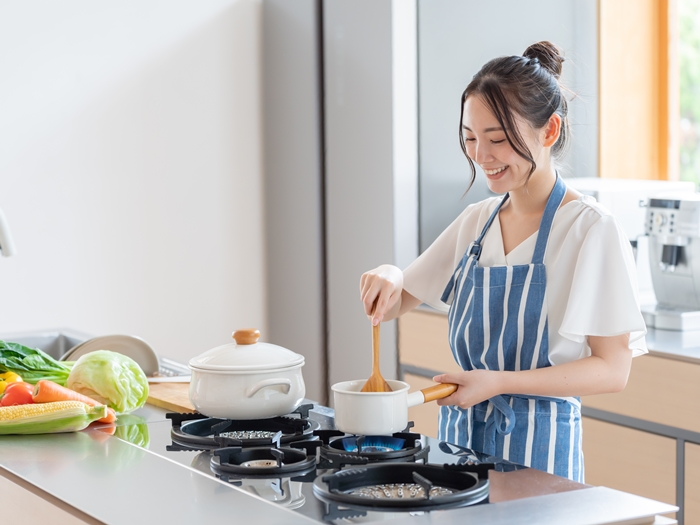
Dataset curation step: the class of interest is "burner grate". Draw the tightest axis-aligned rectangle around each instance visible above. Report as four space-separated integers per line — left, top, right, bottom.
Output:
211 445 316 478
167 405 320 451
340 436 406 453
349 483 455 499
313 462 492 511
218 430 278 440
317 431 427 467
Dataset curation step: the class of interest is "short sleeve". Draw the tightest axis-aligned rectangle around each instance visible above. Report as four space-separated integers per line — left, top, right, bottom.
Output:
558 214 648 357
403 205 477 313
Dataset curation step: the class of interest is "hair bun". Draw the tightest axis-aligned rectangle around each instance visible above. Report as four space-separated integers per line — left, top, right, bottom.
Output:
523 41 564 79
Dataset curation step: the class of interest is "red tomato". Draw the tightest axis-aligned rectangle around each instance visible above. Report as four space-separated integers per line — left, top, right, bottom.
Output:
0 381 35 406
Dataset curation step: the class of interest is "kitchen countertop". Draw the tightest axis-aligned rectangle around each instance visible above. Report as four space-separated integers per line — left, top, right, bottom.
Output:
0 402 677 525
644 327 700 364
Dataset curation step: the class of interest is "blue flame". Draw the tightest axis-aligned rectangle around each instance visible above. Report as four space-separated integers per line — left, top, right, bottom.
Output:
341 436 406 453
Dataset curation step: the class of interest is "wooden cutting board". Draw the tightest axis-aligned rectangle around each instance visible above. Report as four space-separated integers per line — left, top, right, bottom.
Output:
147 382 196 413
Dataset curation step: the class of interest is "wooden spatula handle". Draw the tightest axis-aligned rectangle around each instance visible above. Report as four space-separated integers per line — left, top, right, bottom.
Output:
421 383 458 403
372 323 380 370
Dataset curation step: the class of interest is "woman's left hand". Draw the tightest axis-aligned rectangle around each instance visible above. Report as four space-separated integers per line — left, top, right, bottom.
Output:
433 370 503 409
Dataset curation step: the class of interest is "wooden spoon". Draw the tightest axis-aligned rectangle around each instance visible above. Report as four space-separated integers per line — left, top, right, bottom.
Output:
361 305 393 392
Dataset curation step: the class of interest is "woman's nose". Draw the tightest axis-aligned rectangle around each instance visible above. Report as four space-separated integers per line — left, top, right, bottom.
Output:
474 142 493 164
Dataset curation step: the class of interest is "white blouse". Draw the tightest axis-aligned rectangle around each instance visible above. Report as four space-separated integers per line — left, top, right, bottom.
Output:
403 194 648 366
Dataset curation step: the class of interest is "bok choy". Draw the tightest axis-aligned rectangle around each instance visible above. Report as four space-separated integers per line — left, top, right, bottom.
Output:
0 341 73 386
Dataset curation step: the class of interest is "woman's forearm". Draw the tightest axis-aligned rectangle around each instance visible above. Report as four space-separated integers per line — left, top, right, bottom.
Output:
498 352 629 398
435 334 633 409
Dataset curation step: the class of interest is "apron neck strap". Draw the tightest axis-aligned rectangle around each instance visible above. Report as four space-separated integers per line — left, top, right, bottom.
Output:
470 193 510 259
469 174 566 262
531 173 566 265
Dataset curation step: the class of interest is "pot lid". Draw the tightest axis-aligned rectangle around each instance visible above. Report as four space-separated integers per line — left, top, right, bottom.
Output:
189 329 305 372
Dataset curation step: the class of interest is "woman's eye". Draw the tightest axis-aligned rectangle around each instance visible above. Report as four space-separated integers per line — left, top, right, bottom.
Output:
491 139 506 144
464 138 476 142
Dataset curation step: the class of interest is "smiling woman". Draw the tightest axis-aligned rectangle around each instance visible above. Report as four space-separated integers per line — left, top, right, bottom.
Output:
459 41 570 192
359 41 646 484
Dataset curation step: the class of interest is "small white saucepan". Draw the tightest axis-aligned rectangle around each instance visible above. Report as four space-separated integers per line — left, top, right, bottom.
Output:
332 379 458 435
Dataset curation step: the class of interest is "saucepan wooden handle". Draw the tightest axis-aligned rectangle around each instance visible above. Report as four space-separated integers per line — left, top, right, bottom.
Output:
421 383 458 403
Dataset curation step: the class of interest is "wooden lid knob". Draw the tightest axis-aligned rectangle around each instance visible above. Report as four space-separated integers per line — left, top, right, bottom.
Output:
232 329 260 345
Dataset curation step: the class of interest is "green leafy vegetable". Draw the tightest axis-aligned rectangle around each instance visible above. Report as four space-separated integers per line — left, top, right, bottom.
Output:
0 341 73 385
66 350 149 413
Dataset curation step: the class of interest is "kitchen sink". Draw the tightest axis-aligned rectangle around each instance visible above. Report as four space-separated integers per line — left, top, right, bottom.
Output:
0 328 91 360
0 328 190 380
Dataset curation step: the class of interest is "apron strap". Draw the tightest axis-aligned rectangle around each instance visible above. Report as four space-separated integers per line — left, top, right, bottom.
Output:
490 395 516 434
490 393 580 436
531 174 567 265
469 193 510 260
471 173 565 263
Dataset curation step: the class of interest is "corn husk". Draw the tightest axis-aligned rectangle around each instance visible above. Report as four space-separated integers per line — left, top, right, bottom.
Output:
0 401 107 435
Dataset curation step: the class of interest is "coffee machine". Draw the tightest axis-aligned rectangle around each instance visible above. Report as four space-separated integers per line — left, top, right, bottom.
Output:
641 193 700 330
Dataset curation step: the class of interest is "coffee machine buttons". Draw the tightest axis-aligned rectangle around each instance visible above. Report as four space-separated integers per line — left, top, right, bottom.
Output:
654 213 668 227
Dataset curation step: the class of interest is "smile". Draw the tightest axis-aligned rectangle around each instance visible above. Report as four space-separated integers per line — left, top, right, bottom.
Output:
483 166 508 176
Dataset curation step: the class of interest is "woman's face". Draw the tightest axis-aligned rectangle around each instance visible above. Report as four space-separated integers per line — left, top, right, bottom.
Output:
461 94 546 195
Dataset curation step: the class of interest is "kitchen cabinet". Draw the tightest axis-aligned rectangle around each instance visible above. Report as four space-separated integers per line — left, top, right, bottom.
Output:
399 309 460 438
582 355 700 434
688 443 700 525
581 355 700 524
405 372 442 436
398 308 700 524
581 418 676 505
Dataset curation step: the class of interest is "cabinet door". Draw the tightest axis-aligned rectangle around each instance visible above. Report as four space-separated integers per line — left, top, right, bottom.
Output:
582 355 700 434
404 373 441 438
687 442 700 525
582 417 676 507
398 311 461 374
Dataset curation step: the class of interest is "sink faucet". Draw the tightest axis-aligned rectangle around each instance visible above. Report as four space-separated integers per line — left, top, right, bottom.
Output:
0 205 17 257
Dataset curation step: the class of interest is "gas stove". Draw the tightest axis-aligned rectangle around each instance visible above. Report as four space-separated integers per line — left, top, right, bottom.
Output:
139 403 586 523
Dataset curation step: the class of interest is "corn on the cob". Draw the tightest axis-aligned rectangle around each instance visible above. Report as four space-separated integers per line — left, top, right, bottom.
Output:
0 401 107 435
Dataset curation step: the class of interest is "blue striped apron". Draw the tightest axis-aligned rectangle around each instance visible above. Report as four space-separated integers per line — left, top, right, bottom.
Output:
438 175 583 482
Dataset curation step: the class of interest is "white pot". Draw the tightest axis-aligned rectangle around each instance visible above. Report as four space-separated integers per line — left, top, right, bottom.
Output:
332 379 457 435
188 329 305 419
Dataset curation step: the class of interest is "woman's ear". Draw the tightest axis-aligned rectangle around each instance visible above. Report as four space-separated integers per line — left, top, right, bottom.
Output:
542 113 561 148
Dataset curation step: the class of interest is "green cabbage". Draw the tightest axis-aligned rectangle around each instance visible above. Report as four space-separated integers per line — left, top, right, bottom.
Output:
66 350 149 413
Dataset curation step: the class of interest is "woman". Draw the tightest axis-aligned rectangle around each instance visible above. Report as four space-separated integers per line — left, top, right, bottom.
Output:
359 41 647 482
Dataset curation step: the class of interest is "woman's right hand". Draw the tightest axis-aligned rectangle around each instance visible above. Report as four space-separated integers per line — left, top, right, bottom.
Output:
360 264 404 326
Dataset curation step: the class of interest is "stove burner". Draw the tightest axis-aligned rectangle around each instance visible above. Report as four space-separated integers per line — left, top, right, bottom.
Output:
211 445 316 478
220 430 278 440
314 430 428 467
166 404 320 451
349 483 454 499
313 462 492 511
240 459 280 468
340 436 405 453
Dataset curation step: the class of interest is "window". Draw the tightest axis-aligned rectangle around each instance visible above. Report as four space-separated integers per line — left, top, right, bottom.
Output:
600 0 700 185
599 0 675 181
680 0 700 184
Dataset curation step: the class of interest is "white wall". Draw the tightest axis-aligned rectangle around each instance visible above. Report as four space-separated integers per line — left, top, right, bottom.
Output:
0 0 266 365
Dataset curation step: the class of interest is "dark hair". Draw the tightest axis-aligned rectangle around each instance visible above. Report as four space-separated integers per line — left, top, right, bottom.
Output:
459 41 571 191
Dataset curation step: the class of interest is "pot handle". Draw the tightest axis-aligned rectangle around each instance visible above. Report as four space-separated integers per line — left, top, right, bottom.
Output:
407 383 458 407
246 378 292 398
